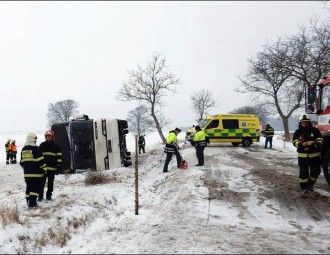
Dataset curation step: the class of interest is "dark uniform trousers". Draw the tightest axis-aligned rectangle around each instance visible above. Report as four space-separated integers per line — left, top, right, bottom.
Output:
163 149 181 172
196 146 205 166
40 171 56 199
298 156 321 190
25 177 42 207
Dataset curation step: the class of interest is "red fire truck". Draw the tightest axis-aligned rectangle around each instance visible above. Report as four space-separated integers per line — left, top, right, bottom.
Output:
306 74 330 185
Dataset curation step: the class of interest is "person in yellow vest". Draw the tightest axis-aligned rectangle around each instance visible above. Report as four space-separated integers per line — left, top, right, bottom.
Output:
163 127 182 173
10 140 17 164
5 139 12 164
192 126 207 166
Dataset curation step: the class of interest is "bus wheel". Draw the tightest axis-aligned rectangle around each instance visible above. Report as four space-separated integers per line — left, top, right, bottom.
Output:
322 148 330 185
231 142 239 147
242 138 251 147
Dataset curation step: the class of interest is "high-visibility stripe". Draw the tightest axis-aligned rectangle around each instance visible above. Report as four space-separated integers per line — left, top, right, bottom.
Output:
298 152 321 158
43 152 56 156
164 147 176 153
310 177 317 182
56 153 63 156
206 128 258 138
24 174 44 177
45 167 57 171
21 158 37 162
36 157 44 162
30 192 39 196
299 178 309 183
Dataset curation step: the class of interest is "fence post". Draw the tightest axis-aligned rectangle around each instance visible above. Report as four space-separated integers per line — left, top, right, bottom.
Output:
135 135 139 215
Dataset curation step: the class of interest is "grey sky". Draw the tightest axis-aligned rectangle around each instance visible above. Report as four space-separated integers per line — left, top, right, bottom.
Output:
0 1 328 132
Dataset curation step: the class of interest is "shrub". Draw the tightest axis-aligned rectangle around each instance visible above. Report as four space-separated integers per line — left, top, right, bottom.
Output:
84 171 118 186
0 206 21 228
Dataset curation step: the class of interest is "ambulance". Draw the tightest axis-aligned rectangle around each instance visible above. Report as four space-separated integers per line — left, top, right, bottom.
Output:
186 114 260 147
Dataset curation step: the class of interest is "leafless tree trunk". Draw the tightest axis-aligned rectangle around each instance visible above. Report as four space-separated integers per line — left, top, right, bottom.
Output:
127 105 155 137
117 53 180 144
47 99 79 127
190 90 218 122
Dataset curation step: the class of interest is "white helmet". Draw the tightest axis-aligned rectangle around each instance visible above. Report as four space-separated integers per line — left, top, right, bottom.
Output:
299 114 311 122
26 132 37 142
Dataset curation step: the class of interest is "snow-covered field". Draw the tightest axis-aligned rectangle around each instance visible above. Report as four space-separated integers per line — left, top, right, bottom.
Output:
1 132 330 254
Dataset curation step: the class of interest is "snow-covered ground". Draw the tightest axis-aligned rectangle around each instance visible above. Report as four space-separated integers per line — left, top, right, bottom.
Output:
1 132 330 254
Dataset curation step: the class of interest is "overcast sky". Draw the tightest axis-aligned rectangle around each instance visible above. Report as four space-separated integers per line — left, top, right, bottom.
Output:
0 1 329 132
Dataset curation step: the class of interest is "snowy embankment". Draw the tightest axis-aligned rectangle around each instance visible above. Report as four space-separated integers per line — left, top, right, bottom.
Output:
1 133 330 254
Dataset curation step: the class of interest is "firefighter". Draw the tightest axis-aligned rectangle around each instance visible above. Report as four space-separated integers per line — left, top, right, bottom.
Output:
191 125 207 166
292 114 323 194
20 132 46 208
163 127 182 173
38 130 62 201
10 140 17 164
5 139 12 164
138 135 146 154
264 124 275 149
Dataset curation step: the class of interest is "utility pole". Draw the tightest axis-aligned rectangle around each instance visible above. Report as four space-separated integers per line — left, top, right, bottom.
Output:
135 135 139 215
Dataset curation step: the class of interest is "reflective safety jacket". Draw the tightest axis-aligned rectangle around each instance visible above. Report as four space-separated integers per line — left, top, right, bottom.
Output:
193 130 207 147
11 144 17 153
164 130 178 153
292 126 323 158
39 140 62 171
20 145 46 178
264 126 274 138
5 142 12 153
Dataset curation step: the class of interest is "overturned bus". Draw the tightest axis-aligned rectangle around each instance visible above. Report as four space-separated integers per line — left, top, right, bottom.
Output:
52 115 132 173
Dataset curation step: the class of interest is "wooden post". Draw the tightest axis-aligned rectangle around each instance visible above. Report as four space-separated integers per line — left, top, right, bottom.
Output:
135 135 139 215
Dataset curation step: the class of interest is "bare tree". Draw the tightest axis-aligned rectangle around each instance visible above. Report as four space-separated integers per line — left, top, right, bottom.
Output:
190 90 218 122
280 19 330 90
229 104 268 123
237 38 303 141
127 105 155 136
47 99 79 127
117 53 180 144
238 18 330 141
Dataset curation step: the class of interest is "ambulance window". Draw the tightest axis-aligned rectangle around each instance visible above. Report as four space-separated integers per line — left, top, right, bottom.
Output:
223 119 239 129
205 120 219 129
198 119 210 128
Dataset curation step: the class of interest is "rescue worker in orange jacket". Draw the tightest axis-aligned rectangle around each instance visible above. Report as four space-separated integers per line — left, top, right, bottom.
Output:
292 114 324 194
10 140 17 164
5 139 12 164
20 132 46 208
38 130 62 201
